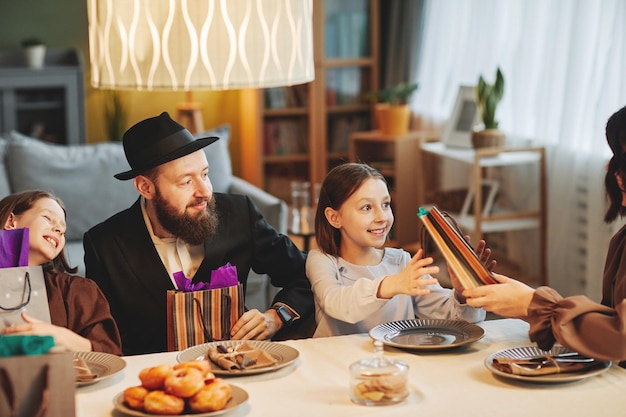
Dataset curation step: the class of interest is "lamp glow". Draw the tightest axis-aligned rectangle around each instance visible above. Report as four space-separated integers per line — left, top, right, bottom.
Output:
87 0 315 91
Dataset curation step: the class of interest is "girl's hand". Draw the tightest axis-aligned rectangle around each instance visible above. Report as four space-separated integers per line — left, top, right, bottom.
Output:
378 249 439 298
1 312 93 352
449 238 497 302
473 238 497 271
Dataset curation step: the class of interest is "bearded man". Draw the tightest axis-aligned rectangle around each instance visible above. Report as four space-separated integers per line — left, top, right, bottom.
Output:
84 112 313 355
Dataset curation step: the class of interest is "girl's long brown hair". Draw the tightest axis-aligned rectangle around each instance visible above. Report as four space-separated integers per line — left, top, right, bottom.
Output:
314 163 387 256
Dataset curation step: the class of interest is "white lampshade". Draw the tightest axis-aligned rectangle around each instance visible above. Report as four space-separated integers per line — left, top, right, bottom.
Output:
87 0 314 91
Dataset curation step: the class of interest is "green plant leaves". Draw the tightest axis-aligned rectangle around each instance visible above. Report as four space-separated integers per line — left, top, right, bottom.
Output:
365 82 418 105
475 67 504 130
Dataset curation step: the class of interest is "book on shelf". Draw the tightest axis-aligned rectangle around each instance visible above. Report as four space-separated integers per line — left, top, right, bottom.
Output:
328 115 369 153
264 86 309 109
417 206 497 289
324 13 338 58
263 120 308 156
292 84 309 107
330 10 369 59
325 70 338 106
264 88 285 109
325 67 363 106
349 11 369 57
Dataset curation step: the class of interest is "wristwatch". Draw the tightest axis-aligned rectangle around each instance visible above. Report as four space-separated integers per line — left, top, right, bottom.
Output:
273 305 294 326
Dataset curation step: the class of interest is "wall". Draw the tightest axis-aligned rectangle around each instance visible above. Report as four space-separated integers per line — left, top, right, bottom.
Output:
0 0 245 176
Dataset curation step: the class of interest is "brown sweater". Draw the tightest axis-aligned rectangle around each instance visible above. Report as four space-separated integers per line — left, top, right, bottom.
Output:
526 224 626 364
45 270 123 355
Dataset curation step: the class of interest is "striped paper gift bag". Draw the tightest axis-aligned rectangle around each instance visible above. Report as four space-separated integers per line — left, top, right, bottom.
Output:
166 283 244 351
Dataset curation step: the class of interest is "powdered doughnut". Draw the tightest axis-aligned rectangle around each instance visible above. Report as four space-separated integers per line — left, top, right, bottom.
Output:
188 378 232 413
139 364 173 390
123 385 149 410
164 367 205 398
143 390 185 415
173 359 212 377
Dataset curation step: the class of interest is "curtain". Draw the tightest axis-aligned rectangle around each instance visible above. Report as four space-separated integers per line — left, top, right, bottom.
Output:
408 0 626 298
379 0 426 89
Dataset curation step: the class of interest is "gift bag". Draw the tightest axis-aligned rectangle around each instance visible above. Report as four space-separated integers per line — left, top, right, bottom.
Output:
0 266 51 326
0 352 75 417
0 229 29 268
166 283 244 351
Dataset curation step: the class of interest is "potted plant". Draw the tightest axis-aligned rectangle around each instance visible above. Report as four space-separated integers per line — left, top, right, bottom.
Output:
472 67 505 148
367 82 418 136
103 90 127 142
21 37 46 69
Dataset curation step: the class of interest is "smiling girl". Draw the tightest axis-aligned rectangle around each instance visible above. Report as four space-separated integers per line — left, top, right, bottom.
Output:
0 190 122 354
306 163 486 337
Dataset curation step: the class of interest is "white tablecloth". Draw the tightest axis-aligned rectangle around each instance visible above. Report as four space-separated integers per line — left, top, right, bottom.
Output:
76 319 626 417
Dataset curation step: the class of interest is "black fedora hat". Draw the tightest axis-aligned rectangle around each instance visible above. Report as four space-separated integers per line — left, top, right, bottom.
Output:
114 112 219 180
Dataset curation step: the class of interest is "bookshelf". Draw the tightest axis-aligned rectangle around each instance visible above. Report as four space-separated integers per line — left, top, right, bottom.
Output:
249 0 379 204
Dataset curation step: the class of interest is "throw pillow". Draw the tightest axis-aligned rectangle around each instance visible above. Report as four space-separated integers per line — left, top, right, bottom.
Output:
195 124 232 193
6 131 137 241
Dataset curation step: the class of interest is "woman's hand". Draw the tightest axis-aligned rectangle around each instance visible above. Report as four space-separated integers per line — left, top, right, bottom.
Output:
1 312 93 352
378 249 439 298
462 273 535 318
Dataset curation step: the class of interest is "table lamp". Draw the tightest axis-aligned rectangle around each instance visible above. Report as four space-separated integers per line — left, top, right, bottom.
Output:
87 0 314 133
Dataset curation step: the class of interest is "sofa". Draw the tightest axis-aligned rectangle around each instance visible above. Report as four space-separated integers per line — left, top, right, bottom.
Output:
0 125 285 311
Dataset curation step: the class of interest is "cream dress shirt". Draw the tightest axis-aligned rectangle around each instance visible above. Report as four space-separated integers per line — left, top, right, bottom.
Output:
140 197 204 288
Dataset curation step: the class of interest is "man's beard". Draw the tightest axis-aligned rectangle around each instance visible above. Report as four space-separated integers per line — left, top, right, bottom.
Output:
153 190 218 245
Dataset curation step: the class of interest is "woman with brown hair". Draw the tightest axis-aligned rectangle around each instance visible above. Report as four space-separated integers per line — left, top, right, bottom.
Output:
464 105 626 365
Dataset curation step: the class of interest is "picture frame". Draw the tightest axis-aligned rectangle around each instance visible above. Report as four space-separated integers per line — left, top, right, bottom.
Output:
441 85 480 148
459 179 499 218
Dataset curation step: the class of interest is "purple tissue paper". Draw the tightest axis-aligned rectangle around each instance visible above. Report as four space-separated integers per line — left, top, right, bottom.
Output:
173 263 238 292
0 228 29 268
208 262 238 290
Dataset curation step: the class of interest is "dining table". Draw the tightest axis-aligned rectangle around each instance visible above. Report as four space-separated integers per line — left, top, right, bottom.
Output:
76 318 626 417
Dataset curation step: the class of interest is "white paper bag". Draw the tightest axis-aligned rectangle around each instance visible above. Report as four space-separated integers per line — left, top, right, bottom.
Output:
0 266 51 326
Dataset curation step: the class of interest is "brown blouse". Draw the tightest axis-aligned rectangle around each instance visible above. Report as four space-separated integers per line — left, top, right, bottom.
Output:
45 270 123 355
526 224 626 363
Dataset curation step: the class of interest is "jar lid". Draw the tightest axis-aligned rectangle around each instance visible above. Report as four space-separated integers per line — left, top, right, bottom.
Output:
350 341 408 376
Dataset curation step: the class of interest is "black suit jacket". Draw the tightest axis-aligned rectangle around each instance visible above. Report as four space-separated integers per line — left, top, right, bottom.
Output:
83 193 313 355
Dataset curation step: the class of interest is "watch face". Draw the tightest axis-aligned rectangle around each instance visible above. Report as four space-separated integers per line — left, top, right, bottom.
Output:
275 306 293 323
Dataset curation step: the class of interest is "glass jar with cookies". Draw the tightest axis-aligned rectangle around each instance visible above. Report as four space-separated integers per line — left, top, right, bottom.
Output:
349 341 409 406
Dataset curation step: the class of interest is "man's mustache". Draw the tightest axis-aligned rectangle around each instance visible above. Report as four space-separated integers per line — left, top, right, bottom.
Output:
188 197 212 208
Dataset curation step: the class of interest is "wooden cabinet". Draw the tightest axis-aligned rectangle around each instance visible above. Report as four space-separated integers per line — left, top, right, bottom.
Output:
349 130 440 247
0 48 85 144
420 142 547 285
249 0 379 204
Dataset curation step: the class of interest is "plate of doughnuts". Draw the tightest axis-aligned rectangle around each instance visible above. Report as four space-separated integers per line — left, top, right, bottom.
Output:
113 385 248 416
114 360 248 416
177 340 299 376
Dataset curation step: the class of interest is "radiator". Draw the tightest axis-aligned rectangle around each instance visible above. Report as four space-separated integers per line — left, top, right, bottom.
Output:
548 151 613 299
